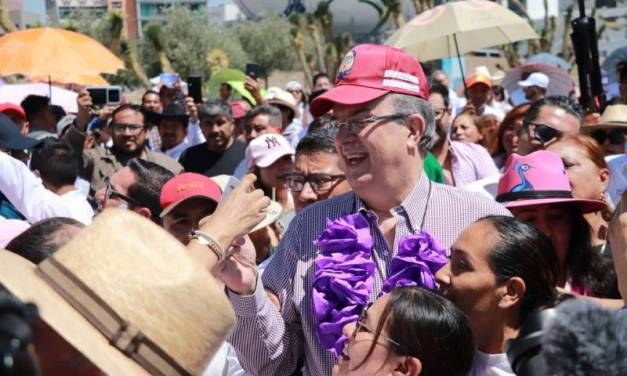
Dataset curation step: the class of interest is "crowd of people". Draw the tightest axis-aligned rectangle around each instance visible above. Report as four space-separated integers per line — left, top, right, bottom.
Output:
0 42 626 376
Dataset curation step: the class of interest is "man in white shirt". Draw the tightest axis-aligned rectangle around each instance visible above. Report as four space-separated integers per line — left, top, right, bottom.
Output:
0 138 94 225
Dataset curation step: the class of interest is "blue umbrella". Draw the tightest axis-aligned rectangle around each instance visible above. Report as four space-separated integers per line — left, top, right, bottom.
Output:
601 46 627 84
527 53 571 70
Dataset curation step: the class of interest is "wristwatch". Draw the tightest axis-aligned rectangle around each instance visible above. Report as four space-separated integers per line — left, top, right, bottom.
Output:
191 230 225 261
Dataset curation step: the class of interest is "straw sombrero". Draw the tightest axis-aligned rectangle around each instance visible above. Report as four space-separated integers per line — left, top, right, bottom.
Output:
0 209 235 375
583 104 627 131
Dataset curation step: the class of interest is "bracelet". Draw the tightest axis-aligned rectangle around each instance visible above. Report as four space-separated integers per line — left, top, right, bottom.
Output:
191 230 225 261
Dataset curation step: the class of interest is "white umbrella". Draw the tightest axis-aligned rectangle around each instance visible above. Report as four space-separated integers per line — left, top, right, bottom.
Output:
0 83 78 113
501 63 574 98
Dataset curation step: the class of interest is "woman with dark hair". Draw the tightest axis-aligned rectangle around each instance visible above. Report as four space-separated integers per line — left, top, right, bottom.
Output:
491 103 530 168
334 287 475 376
437 215 558 375
496 150 620 299
546 135 613 251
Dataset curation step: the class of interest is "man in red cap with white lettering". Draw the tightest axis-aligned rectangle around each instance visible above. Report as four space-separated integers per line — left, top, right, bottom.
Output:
159 172 222 245
209 44 510 376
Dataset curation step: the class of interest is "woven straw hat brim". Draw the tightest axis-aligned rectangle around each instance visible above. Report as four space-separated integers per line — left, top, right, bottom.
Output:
0 251 149 375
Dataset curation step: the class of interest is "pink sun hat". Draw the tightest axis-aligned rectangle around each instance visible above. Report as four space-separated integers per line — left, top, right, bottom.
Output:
496 150 606 213
310 44 429 116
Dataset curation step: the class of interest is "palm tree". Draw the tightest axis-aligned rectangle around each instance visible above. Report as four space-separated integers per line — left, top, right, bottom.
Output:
144 23 175 74
306 14 327 73
0 0 17 33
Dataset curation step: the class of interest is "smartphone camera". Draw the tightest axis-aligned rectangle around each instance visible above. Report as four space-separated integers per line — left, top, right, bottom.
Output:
86 86 122 106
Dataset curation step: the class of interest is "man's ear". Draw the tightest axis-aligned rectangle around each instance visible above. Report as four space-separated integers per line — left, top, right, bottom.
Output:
135 207 152 221
405 114 426 148
393 356 422 376
498 276 526 310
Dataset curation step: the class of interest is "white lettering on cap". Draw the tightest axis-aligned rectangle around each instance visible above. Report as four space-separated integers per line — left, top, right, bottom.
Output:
382 70 420 93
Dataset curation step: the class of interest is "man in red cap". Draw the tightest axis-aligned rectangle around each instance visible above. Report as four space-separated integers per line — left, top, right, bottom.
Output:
159 172 222 245
460 73 504 120
0 103 28 135
207 44 510 376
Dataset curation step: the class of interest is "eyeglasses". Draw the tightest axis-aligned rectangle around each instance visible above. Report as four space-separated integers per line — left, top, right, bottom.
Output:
329 114 407 137
591 128 626 145
104 180 142 208
111 123 145 135
340 302 401 361
523 122 561 144
284 173 345 193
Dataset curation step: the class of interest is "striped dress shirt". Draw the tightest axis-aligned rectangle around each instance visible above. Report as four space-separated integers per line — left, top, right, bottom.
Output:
228 172 511 376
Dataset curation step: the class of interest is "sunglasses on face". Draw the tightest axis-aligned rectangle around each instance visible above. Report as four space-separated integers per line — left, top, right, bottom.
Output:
524 122 561 144
284 173 345 193
591 128 626 145
104 180 142 208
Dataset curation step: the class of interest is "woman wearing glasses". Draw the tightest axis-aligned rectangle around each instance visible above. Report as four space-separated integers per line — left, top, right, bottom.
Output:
334 287 474 376
436 215 559 376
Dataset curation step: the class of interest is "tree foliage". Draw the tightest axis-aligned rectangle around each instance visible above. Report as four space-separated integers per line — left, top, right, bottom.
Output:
234 16 300 78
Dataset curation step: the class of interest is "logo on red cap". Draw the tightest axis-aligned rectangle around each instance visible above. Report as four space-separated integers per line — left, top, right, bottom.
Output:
337 49 356 80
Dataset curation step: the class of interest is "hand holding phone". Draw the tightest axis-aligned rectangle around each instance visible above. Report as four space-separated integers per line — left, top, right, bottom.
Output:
245 63 261 80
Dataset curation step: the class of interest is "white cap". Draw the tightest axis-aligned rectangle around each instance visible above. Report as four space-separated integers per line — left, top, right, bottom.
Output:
245 133 294 169
285 81 303 91
518 72 550 89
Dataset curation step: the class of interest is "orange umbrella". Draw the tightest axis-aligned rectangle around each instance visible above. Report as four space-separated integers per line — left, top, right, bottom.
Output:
0 28 124 78
28 73 109 86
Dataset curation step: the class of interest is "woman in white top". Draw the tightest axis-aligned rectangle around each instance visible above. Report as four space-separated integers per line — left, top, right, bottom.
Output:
436 216 559 376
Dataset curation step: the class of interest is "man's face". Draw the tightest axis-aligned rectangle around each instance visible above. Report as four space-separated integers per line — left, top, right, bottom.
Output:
313 76 333 92
259 155 294 190
468 83 490 107
159 87 177 108
95 167 135 211
200 115 234 152
523 86 542 101
291 151 349 212
162 198 217 245
515 105 581 155
219 83 232 101
111 109 146 156
428 92 450 137
245 114 280 144
158 119 186 151
142 93 162 113
333 96 412 195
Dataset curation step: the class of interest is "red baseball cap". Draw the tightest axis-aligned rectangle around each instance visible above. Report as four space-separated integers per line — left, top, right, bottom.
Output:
159 173 222 218
230 100 251 120
0 103 26 119
310 44 429 116
465 73 492 89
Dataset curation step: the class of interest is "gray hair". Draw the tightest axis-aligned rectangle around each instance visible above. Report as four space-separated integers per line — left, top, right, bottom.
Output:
245 104 283 127
198 98 233 121
387 93 437 153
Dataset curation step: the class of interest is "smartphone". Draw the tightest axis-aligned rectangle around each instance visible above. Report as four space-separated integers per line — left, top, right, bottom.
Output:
188 75 203 103
245 63 261 80
86 86 122 106
159 73 178 87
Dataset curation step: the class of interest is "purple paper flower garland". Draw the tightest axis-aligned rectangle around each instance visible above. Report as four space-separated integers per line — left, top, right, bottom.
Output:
312 212 447 358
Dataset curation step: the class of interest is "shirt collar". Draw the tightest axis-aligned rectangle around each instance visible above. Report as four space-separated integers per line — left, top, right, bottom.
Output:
354 171 431 233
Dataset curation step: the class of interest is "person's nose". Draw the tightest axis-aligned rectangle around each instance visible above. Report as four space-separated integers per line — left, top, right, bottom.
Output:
435 262 451 288
533 217 552 238
298 182 318 203
342 321 356 339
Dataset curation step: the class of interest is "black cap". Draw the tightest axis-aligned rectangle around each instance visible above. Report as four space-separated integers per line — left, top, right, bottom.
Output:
0 113 41 150
145 103 189 127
